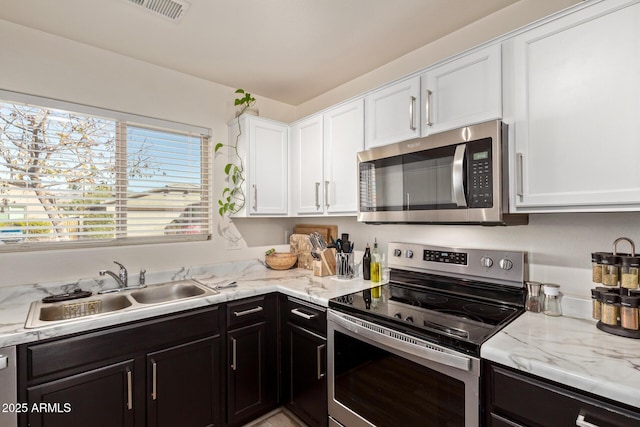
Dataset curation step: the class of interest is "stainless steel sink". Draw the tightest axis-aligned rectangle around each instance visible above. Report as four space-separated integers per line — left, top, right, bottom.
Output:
25 280 218 329
37 294 132 321
130 280 207 304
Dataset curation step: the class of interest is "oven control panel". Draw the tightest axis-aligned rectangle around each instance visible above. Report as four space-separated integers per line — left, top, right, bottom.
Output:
388 242 526 288
423 250 468 265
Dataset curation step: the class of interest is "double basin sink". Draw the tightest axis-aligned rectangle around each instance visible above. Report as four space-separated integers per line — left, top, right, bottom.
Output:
25 280 219 329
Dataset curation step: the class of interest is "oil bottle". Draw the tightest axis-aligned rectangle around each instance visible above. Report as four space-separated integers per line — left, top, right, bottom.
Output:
371 238 381 298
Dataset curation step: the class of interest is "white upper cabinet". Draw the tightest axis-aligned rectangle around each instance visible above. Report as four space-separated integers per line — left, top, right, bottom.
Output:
290 99 364 216
290 115 324 215
420 43 502 137
229 115 288 216
323 99 365 214
507 0 640 212
365 77 421 149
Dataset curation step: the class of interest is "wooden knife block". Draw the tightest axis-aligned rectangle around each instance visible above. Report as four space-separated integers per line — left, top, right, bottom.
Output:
314 248 336 277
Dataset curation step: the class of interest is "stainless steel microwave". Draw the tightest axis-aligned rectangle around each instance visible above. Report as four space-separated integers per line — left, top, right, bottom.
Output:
357 120 527 225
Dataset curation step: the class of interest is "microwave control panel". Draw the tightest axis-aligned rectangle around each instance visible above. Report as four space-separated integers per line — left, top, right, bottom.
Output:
467 138 493 208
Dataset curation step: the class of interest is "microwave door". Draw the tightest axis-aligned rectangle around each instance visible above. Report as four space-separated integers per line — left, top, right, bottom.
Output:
403 145 458 211
452 144 468 207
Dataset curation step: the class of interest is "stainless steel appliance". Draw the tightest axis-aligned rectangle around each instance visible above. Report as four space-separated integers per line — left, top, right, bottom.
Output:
357 120 527 225
0 346 17 427
327 243 526 427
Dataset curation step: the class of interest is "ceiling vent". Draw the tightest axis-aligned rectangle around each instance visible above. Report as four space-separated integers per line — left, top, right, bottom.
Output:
127 0 190 22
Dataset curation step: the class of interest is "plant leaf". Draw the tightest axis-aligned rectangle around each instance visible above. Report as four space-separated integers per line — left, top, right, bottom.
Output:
224 163 233 174
214 143 223 153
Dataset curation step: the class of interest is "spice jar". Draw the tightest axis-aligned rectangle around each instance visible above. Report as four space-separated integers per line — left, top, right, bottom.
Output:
591 252 604 283
542 284 562 317
526 281 543 313
601 255 621 286
601 293 620 326
620 256 640 289
620 296 640 330
591 288 603 320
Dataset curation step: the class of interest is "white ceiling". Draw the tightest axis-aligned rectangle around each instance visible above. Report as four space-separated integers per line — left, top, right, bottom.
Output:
0 0 520 105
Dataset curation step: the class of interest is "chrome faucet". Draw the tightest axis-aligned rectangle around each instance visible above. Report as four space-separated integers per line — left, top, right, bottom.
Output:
99 260 128 289
98 261 147 294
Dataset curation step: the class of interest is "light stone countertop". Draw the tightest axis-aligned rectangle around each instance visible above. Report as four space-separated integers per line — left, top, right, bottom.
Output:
0 259 372 348
482 310 640 409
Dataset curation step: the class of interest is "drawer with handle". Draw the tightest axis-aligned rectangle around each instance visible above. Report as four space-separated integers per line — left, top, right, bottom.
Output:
226 295 266 328
286 296 326 335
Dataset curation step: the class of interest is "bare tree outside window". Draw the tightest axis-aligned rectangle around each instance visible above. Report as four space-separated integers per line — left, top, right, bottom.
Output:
0 103 116 241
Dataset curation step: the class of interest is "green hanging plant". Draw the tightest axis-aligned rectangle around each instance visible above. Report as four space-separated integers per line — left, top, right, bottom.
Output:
214 89 256 216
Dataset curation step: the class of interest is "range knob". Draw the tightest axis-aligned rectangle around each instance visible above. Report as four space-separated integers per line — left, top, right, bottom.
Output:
405 315 414 323
499 258 513 271
406 250 414 259
394 312 402 319
393 249 402 257
480 256 494 268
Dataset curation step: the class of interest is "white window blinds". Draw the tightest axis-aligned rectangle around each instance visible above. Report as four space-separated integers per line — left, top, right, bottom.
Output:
0 92 210 250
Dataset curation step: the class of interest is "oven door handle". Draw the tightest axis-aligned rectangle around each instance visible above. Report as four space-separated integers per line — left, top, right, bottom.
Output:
452 144 467 208
328 311 472 372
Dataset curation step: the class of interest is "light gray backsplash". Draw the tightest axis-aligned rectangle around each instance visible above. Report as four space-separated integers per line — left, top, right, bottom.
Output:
301 212 640 299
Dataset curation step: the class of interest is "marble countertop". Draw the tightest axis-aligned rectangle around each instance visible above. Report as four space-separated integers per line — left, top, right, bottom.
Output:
482 311 640 409
0 259 372 348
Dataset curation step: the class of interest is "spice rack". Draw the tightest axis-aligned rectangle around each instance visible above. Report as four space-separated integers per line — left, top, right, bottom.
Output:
591 237 640 339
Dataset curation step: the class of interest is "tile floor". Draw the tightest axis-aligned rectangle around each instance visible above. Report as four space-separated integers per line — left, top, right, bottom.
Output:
243 408 307 427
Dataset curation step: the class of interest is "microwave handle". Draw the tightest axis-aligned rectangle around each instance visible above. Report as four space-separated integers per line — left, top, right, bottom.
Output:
452 144 467 207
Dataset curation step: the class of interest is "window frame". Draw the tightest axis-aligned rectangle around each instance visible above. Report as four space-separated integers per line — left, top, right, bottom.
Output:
0 89 212 252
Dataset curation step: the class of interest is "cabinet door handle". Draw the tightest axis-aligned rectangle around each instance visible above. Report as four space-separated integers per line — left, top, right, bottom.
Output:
231 337 237 371
324 181 330 209
0 354 8 370
425 89 433 127
409 95 416 131
315 182 320 210
317 343 326 380
252 184 257 211
126 368 133 410
291 308 318 320
516 152 524 199
234 306 263 317
576 414 599 427
151 360 157 401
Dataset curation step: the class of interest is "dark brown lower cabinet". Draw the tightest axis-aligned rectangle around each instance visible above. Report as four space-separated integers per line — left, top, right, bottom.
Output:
483 361 640 427
225 294 278 427
283 296 327 427
26 360 135 427
19 306 223 427
147 337 220 427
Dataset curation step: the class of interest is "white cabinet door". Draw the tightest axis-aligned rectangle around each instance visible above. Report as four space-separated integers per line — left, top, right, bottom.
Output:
365 77 420 149
246 117 288 215
290 115 324 215
324 100 364 214
509 0 640 211
421 44 502 136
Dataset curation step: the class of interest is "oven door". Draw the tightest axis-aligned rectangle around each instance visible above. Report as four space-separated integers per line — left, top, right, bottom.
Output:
327 310 480 427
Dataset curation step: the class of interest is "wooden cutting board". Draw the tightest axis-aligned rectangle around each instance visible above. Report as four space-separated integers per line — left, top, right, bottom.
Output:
293 224 338 244
289 234 314 270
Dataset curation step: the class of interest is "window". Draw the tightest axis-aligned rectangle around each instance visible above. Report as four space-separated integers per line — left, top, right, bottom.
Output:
0 90 211 250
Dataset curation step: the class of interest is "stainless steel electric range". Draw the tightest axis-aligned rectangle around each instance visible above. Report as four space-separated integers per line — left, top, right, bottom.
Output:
327 242 526 427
